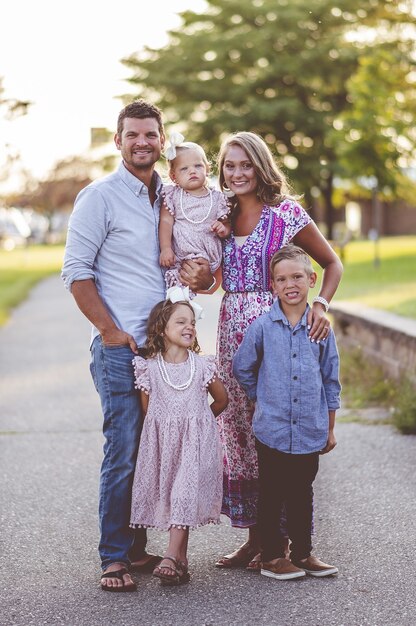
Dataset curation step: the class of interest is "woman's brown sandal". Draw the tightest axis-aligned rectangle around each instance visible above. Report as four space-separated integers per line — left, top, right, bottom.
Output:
215 543 259 568
246 553 262 572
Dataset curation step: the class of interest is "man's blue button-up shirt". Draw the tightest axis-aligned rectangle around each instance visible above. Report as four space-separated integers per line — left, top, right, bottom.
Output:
232 299 341 454
61 162 166 347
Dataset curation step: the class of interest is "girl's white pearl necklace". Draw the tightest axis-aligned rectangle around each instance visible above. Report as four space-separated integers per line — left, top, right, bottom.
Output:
157 350 195 390
180 187 213 224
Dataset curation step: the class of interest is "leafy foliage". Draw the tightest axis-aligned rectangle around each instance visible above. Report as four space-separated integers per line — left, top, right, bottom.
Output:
122 0 416 235
0 77 31 120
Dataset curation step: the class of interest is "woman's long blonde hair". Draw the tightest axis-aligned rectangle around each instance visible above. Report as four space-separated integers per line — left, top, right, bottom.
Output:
218 131 297 211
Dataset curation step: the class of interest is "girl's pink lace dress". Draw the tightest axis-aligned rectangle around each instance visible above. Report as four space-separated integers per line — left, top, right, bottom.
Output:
130 352 223 530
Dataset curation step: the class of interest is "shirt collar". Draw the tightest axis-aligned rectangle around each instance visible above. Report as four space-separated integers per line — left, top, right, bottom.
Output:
118 161 163 196
269 298 310 328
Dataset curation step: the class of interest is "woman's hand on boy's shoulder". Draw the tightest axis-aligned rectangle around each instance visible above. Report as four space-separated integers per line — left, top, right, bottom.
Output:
307 303 331 343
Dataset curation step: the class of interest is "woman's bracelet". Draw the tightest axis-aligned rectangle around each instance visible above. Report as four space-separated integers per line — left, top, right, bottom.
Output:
202 276 216 292
312 296 329 312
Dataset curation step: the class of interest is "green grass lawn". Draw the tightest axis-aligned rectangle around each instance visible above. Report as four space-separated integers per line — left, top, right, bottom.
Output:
313 235 416 318
0 236 415 326
0 245 65 325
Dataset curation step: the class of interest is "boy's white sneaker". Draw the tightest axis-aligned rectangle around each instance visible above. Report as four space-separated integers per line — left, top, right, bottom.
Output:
292 555 338 577
261 558 306 580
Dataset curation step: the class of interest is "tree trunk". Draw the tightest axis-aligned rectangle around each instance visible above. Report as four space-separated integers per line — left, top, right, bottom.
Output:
321 175 335 240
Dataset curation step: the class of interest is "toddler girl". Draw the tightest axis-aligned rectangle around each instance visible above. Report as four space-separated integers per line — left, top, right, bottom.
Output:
130 286 228 585
159 133 231 294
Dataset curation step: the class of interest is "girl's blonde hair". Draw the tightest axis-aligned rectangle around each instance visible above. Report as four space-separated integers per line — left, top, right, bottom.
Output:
167 142 210 179
143 300 201 358
218 131 296 210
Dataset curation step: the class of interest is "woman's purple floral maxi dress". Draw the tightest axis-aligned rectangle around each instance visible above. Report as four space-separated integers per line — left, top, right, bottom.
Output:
216 199 311 527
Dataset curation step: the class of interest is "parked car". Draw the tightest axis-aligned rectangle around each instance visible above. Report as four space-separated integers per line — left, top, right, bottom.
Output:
21 209 50 244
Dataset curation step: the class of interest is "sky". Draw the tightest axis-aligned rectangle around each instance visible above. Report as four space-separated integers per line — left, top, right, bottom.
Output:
1 0 206 189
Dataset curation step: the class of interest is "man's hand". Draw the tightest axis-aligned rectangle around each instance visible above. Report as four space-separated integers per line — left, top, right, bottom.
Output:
101 328 139 354
179 257 213 292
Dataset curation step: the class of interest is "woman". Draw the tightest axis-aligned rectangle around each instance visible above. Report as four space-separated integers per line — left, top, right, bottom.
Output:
214 132 343 569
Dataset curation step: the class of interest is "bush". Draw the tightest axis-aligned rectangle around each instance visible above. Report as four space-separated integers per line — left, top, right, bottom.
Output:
340 346 416 435
339 347 395 408
393 378 416 435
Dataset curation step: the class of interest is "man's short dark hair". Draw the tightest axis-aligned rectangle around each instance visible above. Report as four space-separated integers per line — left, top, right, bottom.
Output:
117 99 164 136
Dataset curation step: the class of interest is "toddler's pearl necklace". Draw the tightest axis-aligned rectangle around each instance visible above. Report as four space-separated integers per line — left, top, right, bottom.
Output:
180 187 213 224
157 351 195 390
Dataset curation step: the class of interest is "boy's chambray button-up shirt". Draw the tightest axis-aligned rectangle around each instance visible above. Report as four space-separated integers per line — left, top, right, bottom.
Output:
232 299 341 454
61 162 165 347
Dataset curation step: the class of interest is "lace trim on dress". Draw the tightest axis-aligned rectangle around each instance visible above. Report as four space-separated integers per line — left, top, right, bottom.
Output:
202 354 218 388
204 374 217 389
129 519 221 531
162 184 177 216
132 356 151 393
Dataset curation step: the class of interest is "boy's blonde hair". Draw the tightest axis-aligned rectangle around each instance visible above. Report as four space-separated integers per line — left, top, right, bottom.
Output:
270 244 314 277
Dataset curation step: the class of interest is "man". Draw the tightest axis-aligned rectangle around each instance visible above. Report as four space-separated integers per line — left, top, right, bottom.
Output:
62 100 214 591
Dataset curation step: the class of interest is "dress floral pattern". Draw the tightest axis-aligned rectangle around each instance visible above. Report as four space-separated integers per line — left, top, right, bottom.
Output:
163 184 229 290
216 199 311 527
130 353 224 530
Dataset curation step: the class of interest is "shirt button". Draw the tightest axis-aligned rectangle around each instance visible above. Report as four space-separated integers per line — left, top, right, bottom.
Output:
293 376 298 380
293 353 297 358
293 331 296 336
294 398 298 403
293 420 297 424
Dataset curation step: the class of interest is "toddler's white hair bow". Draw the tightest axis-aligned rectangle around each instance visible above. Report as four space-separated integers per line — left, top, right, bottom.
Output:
165 131 185 160
166 285 204 321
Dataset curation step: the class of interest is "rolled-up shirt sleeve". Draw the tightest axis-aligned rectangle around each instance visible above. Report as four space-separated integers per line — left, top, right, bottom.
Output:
320 331 342 410
61 187 110 291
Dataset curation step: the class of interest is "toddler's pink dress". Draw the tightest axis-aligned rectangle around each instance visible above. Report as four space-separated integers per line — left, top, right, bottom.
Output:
130 352 223 530
163 184 229 290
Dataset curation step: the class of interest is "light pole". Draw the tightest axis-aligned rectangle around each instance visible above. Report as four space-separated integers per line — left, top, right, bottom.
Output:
360 175 381 269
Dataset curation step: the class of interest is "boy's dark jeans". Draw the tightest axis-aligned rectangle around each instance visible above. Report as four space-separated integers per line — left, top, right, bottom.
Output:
255 439 319 563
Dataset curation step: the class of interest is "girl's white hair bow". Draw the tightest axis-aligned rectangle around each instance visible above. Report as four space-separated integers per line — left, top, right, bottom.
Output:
164 131 185 160
166 285 204 321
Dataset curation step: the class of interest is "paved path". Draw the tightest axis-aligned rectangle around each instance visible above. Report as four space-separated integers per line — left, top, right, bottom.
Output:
1 276 416 626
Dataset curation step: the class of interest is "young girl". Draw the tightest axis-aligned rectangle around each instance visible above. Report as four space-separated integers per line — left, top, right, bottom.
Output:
159 133 231 294
129 286 228 586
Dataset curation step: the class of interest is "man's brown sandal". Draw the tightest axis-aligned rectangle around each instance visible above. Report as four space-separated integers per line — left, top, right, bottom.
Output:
101 567 137 592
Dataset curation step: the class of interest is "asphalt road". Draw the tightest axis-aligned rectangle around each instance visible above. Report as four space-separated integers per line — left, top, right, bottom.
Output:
1 276 415 626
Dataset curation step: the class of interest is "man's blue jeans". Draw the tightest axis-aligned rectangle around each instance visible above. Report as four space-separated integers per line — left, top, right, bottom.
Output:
90 336 146 570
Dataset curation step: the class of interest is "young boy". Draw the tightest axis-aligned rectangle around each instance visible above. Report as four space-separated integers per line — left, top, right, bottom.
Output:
232 244 341 581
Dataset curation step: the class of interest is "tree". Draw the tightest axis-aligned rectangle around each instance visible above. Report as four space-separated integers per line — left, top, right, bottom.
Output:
338 44 416 199
7 156 94 220
122 0 416 237
0 77 32 190
0 77 31 120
